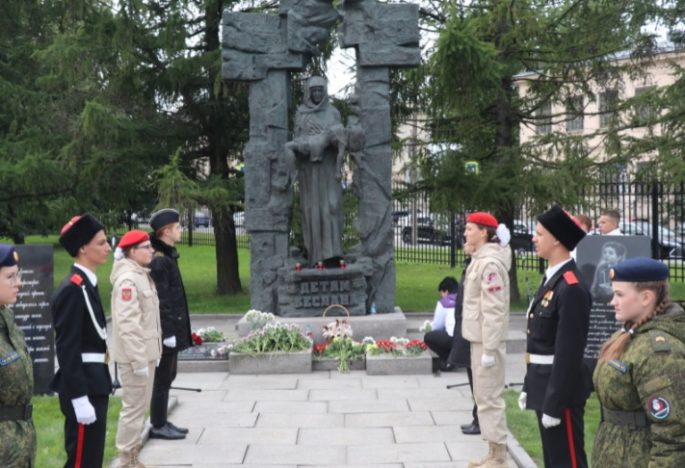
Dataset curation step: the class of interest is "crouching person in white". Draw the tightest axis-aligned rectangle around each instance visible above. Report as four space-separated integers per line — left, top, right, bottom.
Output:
111 230 162 468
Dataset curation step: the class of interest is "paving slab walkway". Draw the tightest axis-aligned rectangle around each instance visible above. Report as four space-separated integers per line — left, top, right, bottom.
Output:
138 364 526 468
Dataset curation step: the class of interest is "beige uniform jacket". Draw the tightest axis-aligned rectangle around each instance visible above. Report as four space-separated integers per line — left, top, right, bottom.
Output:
461 243 511 351
110 258 162 370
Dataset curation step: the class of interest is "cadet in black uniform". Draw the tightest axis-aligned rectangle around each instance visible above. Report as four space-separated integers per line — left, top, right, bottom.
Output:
519 205 592 468
51 214 112 468
148 208 192 440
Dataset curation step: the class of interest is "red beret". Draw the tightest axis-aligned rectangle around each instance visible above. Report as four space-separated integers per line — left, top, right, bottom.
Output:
467 212 498 228
118 230 149 249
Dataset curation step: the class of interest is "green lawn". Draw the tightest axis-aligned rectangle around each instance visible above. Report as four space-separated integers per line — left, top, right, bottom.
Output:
34 395 121 467
505 390 600 466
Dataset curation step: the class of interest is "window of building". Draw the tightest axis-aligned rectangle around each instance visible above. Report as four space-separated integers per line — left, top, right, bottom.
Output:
634 86 656 125
566 96 584 132
535 101 552 134
599 89 618 128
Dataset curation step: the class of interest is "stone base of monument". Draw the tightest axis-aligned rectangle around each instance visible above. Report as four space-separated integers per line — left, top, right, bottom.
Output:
236 309 407 344
365 351 432 375
228 349 313 374
276 264 368 317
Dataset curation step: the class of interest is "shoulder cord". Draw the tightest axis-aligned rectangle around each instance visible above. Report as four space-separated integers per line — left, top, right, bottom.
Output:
80 285 107 340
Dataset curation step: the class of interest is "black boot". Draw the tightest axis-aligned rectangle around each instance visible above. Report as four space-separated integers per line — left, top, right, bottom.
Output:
166 421 189 434
460 420 481 435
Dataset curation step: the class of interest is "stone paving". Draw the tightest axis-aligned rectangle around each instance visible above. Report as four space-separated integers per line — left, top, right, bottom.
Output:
134 313 531 467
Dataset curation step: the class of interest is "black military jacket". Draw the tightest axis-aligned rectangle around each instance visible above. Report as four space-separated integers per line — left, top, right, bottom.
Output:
50 266 112 399
150 236 192 352
523 259 593 417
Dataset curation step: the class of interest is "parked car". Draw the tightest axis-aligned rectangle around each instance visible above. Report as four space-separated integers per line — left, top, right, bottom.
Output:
511 220 534 252
392 210 410 226
402 216 454 246
620 221 684 259
193 211 211 228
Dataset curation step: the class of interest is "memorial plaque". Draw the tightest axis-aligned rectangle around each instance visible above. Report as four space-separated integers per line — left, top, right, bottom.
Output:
576 235 650 368
14 245 54 394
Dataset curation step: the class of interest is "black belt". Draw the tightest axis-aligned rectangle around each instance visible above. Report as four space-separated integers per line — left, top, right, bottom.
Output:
601 406 649 428
0 404 32 422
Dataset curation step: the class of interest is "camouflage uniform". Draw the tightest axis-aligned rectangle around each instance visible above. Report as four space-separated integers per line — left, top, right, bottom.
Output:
592 303 685 467
0 305 36 467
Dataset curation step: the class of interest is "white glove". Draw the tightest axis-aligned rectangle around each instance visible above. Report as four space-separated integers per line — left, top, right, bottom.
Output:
481 354 496 368
163 336 177 348
518 392 527 411
542 413 562 428
71 396 97 425
133 366 149 378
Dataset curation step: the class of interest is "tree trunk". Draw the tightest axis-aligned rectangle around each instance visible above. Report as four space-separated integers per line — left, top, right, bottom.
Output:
206 0 242 294
212 206 242 294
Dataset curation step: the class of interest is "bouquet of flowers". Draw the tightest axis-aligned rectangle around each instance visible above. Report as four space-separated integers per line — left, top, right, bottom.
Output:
231 322 312 354
366 336 427 357
313 335 367 373
244 309 276 330
195 326 225 343
322 318 353 340
420 320 432 334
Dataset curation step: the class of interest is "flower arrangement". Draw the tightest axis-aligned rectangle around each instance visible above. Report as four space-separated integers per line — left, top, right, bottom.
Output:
231 322 311 354
244 309 275 330
195 326 225 343
313 335 367 373
322 318 353 340
191 332 203 345
366 337 428 357
420 320 432 334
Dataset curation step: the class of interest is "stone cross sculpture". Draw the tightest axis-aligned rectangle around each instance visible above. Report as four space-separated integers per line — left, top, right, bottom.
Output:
222 0 419 316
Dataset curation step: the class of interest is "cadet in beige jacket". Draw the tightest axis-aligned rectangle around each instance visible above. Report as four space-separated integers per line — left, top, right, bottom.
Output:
461 212 512 468
110 230 162 468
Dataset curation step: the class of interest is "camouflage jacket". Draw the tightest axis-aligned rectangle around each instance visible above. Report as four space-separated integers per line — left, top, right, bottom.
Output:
592 303 685 467
0 305 35 467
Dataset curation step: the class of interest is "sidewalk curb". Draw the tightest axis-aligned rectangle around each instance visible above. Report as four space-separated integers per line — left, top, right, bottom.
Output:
508 430 538 468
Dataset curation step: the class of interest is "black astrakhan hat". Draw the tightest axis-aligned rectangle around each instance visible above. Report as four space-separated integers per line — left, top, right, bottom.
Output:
59 214 105 257
537 204 586 251
150 208 180 231
0 245 19 267
610 257 669 282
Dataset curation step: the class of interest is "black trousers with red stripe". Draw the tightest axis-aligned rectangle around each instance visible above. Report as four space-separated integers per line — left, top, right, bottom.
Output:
58 394 109 468
535 406 587 468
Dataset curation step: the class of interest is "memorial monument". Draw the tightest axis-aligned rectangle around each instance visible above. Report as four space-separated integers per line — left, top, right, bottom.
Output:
222 0 419 316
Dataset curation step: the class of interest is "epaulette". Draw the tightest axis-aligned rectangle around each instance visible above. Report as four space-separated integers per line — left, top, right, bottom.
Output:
70 274 84 286
649 330 671 353
563 271 579 285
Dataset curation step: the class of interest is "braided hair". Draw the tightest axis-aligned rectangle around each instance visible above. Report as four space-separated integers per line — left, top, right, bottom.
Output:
597 280 670 364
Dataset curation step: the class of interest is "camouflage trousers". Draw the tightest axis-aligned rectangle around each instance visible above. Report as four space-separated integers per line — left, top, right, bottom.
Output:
0 419 36 467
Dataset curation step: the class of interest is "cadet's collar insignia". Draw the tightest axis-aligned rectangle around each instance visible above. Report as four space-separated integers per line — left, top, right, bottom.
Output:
70 273 84 286
121 288 132 302
648 396 670 420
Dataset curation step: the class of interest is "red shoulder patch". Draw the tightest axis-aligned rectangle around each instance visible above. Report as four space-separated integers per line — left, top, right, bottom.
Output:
70 274 84 286
563 271 579 285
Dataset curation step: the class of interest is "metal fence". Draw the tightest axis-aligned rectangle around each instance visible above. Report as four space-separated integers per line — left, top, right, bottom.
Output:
179 176 685 282
392 176 685 282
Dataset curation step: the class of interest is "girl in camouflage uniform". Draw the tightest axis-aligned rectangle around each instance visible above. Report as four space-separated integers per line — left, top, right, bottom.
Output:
593 257 685 467
0 245 36 467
